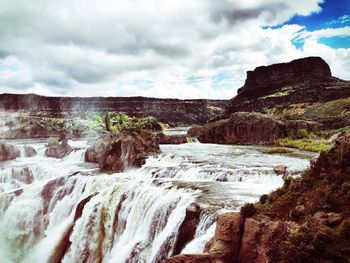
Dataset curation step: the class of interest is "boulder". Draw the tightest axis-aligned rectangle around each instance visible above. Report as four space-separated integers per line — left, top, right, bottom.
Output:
273 165 287 175
45 142 72 158
24 145 37 157
0 143 20 161
187 112 285 144
85 129 160 172
156 132 187 144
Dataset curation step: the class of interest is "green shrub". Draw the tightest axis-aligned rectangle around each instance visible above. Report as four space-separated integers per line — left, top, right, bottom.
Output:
240 203 257 218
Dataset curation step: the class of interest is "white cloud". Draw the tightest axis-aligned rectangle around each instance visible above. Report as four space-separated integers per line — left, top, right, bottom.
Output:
1 0 348 99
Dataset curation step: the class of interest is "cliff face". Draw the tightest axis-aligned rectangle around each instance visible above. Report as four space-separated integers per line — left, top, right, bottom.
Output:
0 94 227 126
237 56 331 98
225 57 350 127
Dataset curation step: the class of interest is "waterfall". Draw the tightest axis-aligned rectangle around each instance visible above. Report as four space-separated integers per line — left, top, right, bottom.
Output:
0 139 311 263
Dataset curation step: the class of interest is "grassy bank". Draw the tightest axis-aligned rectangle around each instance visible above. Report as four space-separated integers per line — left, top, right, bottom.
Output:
276 138 331 152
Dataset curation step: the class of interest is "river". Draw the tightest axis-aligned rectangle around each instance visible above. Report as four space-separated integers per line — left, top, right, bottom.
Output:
0 134 312 263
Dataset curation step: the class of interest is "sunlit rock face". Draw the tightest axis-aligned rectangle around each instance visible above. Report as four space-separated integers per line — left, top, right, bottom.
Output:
224 56 350 122
238 56 331 98
85 129 160 172
188 112 285 145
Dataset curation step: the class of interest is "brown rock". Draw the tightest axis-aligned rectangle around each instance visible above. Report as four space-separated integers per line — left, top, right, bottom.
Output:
285 120 322 132
85 129 160 172
12 167 34 184
189 112 285 145
273 165 287 175
156 132 187 144
239 219 293 263
237 57 331 99
45 143 72 158
214 212 243 242
0 143 20 161
24 145 37 157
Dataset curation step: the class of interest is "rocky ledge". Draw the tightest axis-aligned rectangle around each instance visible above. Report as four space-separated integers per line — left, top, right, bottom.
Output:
0 93 228 126
85 129 160 172
187 112 325 145
168 133 350 262
224 57 350 128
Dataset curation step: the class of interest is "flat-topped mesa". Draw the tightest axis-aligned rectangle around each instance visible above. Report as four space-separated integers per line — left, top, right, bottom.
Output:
237 56 331 98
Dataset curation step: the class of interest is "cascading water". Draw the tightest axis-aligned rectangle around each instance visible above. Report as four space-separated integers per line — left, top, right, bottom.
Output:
0 136 312 263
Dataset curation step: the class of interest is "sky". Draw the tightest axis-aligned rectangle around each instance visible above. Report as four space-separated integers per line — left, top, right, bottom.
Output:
0 0 349 99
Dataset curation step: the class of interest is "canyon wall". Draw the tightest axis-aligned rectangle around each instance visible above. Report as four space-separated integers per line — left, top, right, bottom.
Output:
0 93 228 126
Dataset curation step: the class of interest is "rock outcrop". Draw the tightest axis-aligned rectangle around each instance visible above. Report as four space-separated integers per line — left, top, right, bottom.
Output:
0 143 20 161
237 56 331 98
24 145 37 157
188 112 285 144
85 129 160 172
169 133 350 262
0 93 227 126
156 132 187 144
223 57 350 128
45 141 72 158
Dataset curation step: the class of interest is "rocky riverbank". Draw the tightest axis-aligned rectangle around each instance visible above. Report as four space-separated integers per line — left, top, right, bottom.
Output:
167 133 350 262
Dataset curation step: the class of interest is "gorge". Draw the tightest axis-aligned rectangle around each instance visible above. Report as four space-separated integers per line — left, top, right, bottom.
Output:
1 56 350 263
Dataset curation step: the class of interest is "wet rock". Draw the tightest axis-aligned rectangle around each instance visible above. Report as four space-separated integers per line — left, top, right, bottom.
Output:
45 142 72 158
273 165 287 175
85 129 160 172
173 204 201 255
24 145 37 157
188 112 285 145
12 167 34 184
327 212 343 226
156 132 187 144
0 142 20 161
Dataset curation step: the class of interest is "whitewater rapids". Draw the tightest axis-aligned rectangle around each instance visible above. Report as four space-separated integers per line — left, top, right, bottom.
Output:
0 137 311 263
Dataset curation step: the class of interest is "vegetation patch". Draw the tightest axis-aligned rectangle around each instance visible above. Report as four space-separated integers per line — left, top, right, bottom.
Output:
276 138 331 152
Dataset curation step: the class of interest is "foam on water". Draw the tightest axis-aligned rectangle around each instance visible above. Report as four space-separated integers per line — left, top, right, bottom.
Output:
0 138 312 262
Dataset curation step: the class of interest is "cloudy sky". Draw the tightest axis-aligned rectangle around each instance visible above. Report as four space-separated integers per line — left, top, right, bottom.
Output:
0 0 349 99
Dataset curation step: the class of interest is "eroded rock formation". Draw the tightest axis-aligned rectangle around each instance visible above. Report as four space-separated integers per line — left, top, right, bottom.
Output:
85 129 160 172
223 57 350 128
156 132 187 144
188 112 285 144
169 133 350 262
